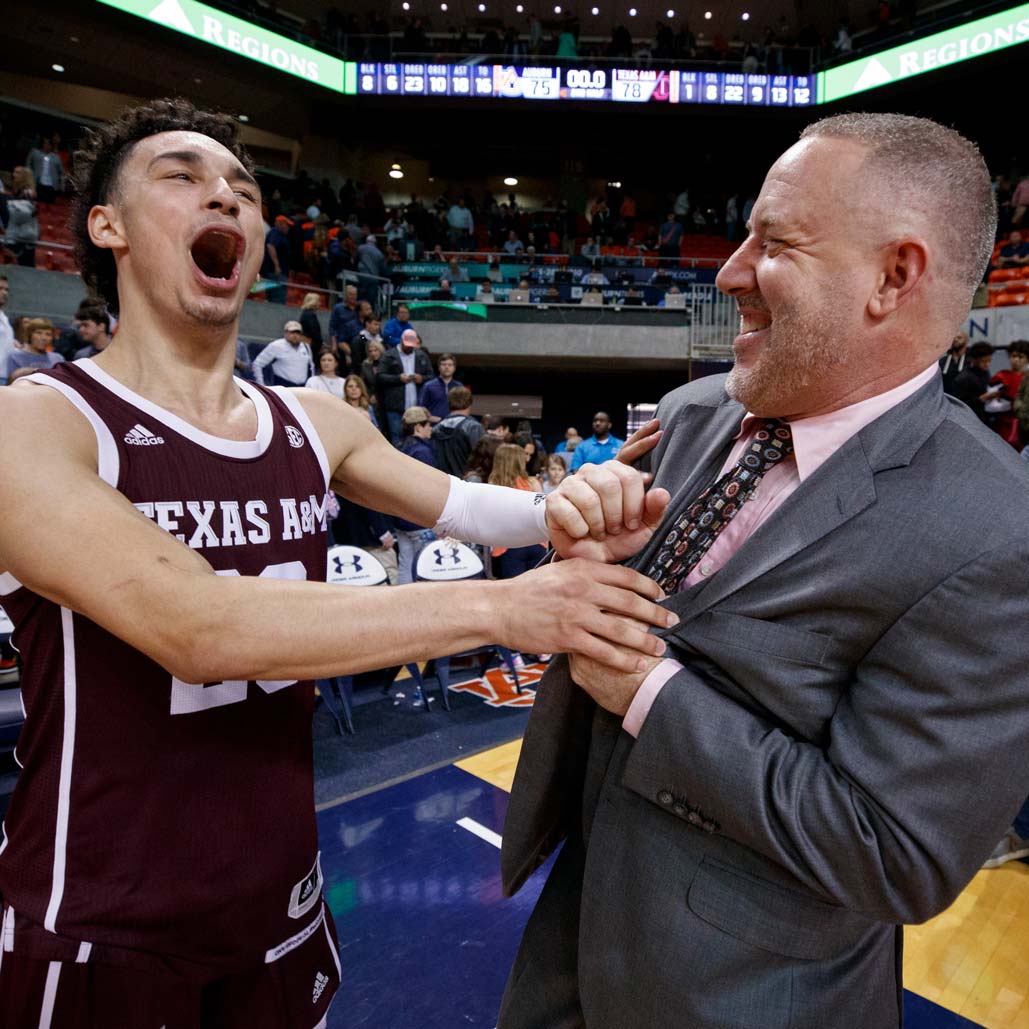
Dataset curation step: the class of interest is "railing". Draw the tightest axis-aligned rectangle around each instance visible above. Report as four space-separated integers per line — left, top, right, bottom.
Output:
685 283 737 363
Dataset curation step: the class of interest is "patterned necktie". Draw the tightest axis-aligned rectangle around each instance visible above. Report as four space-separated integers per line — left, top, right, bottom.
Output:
647 419 794 594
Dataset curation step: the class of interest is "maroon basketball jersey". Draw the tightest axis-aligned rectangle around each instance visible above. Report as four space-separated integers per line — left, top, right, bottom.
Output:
0 359 334 979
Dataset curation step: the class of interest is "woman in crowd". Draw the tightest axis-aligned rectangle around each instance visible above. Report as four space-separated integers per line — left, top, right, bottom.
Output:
305 349 345 399
513 431 544 488
299 292 324 352
542 453 567 494
360 338 384 410
343 374 378 428
463 435 500 483
6 167 40 268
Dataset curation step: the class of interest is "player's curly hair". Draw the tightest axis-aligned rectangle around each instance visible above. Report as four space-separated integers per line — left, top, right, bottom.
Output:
71 97 253 314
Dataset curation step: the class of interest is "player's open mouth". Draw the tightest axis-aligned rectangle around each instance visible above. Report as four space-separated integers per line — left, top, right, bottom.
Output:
189 226 244 290
734 310 772 351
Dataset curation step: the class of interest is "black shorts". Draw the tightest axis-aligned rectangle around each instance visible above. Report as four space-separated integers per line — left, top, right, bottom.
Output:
0 901 341 1028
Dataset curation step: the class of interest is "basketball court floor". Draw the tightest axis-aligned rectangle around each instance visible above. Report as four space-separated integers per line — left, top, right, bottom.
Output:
315 664 1029 1029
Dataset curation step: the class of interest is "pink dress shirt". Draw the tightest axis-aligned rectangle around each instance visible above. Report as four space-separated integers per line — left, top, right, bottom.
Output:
623 363 940 737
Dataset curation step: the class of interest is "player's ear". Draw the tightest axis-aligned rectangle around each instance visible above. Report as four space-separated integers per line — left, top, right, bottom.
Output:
87 204 128 254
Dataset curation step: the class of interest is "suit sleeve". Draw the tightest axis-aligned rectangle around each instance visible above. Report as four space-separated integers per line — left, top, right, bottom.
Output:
376 352 404 388
621 539 1029 925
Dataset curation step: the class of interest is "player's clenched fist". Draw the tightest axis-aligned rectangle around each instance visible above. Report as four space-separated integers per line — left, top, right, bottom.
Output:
493 559 677 673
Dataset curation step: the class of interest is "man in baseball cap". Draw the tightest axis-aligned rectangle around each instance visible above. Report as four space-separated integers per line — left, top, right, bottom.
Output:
251 319 315 387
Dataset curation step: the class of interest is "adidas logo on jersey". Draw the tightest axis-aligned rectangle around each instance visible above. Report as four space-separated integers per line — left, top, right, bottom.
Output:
124 423 165 446
312 971 330 1003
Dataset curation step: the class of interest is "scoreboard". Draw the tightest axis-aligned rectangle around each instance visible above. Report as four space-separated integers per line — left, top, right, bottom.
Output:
356 64 817 107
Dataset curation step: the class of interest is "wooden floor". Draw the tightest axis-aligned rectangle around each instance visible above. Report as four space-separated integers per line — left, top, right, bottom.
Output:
458 740 1029 1029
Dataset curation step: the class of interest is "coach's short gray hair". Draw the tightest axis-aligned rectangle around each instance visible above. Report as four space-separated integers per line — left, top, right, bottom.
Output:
800 113 996 311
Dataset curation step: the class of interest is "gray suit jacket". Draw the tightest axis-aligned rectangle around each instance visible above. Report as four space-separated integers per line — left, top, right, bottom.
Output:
500 373 1029 1028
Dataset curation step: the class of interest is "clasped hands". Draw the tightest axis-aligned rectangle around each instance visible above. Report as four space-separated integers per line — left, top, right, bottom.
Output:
508 421 673 715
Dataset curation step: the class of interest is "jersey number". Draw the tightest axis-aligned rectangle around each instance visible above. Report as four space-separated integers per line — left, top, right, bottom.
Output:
169 561 306 715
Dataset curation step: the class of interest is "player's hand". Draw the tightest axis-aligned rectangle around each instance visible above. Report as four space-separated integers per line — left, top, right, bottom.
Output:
546 461 670 564
495 559 675 674
617 418 663 468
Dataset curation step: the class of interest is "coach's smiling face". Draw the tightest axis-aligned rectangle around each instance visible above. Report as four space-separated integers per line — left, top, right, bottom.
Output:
87 130 265 332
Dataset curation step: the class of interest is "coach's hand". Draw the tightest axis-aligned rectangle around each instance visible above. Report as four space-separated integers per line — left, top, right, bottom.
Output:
546 461 670 564
496 559 676 673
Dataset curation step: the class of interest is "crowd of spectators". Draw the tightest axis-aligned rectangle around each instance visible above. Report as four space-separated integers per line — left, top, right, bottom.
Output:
226 0 931 72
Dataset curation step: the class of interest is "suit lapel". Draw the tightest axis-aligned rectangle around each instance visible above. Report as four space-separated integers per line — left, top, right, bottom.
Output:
666 375 948 619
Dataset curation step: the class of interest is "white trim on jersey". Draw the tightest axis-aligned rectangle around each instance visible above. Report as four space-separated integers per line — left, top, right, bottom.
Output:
2 904 14 951
38 960 61 1029
24 372 120 487
0 571 22 597
322 907 341 982
263 904 325 964
76 359 274 459
0 819 7 856
44 608 77 934
75 940 92 963
270 387 331 491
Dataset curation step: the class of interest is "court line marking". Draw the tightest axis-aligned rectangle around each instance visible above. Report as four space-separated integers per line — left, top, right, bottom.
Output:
457 817 502 849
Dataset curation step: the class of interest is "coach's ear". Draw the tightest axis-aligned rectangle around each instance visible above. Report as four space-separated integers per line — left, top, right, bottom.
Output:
87 203 128 255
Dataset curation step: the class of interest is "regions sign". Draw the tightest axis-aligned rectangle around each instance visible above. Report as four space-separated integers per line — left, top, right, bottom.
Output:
96 0 354 93
820 2 1029 102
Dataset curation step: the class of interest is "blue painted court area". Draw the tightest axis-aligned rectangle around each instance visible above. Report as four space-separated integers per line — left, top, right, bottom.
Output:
316 765 985 1029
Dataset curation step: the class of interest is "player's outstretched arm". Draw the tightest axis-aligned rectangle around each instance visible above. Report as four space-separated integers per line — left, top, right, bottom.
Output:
296 391 666 563
0 387 673 684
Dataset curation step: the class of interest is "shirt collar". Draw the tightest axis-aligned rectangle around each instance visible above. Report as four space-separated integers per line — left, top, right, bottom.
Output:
736 364 939 483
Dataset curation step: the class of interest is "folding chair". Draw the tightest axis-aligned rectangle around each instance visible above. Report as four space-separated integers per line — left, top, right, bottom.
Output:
413 541 524 704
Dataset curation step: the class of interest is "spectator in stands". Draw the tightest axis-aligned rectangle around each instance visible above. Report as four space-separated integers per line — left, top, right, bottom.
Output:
1011 173 1029 226
0 276 15 384
234 338 252 380
1015 349 1029 445
476 280 495 302
394 405 438 582
482 413 511 441
356 234 387 302
939 331 969 396
299 292 324 352
6 167 39 268
503 230 524 256
463 435 500 483
251 320 315 387
446 258 469 284
431 279 453 300
344 374 378 428
420 352 462 422
583 262 609 286
580 237 600 260
513 431 543 482
952 342 998 424
996 230 1029 268
26 138 65 203
554 426 580 454
558 435 582 469
570 410 625 469
329 284 361 353
432 385 485 476
383 302 413 349
543 453 568 494
7 317 62 379
657 211 684 261
260 215 291 303
73 306 113 359
447 197 474 250
305 349 345 399
989 342 1028 446
360 338 385 411
350 314 382 372
377 328 434 444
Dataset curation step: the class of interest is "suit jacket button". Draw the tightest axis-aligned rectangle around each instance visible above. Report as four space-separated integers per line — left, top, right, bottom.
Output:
658 790 674 806
687 811 703 826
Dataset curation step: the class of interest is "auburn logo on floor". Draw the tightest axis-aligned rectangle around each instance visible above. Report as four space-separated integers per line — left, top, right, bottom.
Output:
448 662 546 708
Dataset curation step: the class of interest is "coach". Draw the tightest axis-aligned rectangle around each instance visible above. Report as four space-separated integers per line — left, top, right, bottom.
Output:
498 113 1029 1028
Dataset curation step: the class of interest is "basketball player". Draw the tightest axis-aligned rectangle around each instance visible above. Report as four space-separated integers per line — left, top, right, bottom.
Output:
0 100 670 1027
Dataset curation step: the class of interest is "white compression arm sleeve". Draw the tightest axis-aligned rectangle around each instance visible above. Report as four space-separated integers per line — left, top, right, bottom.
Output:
433 475 549 547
